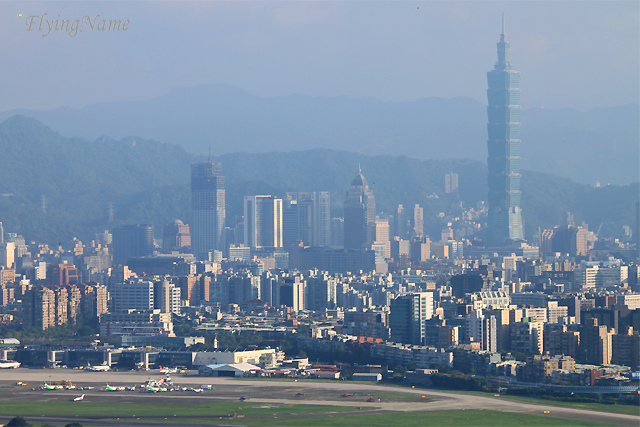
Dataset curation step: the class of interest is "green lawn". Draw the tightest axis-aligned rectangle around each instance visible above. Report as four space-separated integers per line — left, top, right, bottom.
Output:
0 401 352 418
201 410 610 426
499 395 640 415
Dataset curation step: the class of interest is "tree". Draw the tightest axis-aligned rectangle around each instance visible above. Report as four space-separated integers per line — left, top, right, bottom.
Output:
7 416 31 426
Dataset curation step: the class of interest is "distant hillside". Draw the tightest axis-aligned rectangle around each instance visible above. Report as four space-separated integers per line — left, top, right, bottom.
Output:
0 116 636 246
0 84 637 185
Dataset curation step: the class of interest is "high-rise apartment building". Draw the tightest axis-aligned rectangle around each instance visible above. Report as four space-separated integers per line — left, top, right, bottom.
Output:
486 16 524 244
244 195 283 249
191 162 225 259
467 309 497 353
112 224 154 266
23 286 56 330
344 168 376 250
445 173 459 194
413 204 424 238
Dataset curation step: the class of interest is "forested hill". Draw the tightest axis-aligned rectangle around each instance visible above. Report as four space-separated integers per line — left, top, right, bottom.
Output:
0 116 635 245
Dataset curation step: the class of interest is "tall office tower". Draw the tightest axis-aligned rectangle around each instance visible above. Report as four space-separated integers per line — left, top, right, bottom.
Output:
315 191 331 246
282 198 299 248
344 168 376 250
283 192 331 247
191 162 226 259
486 16 524 245
162 220 191 253
389 292 433 345
0 222 3 243
112 224 154 266
444 172 459 194
413 204 424 238
244 195 283 249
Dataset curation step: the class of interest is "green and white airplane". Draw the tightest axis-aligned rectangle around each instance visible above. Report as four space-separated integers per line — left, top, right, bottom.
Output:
42 383 63 390
105 383 125 391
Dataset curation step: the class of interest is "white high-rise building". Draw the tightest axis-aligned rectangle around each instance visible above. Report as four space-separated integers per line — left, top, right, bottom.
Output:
244 196 283 249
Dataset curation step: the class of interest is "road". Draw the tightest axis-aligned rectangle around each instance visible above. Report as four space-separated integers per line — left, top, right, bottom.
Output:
0 368 637 426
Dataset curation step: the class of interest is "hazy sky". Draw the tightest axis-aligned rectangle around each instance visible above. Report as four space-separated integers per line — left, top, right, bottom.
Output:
1 1 638 112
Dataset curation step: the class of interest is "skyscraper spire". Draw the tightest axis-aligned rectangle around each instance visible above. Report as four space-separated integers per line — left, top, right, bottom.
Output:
495 13 511 70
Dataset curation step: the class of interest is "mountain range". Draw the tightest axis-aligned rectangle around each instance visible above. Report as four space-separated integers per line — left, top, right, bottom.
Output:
0 84 637 185
0 115 636 247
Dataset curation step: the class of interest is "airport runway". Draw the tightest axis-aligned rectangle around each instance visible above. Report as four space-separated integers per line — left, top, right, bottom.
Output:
0 368 638 426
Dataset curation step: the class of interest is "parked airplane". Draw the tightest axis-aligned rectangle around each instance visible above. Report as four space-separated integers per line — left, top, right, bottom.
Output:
104 384 125 391
159 365 177 374
0 360 20 369
73 394 85 402
86 362 110 372
42 383 63 390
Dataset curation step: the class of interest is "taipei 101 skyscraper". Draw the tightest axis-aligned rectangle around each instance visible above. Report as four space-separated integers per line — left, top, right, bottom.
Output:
486 14 524 245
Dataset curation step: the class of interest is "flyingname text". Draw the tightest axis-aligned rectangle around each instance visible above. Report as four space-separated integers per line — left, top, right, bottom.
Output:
23 13 130 37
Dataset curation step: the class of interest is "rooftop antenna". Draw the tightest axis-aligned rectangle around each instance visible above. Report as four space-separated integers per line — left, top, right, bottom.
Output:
208 145 211 164
502 12 505 35
358 164 361 174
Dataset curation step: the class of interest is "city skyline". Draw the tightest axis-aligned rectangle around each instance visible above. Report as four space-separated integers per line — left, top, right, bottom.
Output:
0 4 638 422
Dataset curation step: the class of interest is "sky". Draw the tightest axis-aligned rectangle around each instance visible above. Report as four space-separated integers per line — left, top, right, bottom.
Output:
1 1 638 112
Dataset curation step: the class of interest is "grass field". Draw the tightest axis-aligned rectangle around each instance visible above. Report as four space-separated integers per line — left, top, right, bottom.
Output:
0 402 622 426
199 410 610 426
0 401 352 418
498 395 640 415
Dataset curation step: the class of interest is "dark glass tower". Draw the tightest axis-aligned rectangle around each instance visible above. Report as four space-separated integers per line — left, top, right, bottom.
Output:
344 168 376 250
112 224 154 266
486 15 524 245
191 162 225 259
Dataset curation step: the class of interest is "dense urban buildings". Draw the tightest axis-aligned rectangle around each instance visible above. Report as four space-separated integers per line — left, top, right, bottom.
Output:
486 17 524 245
0 19 637 398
